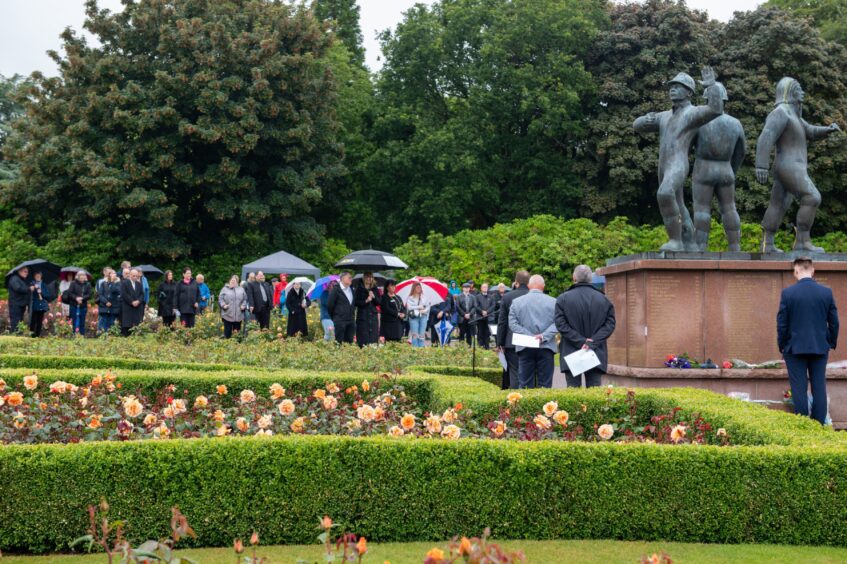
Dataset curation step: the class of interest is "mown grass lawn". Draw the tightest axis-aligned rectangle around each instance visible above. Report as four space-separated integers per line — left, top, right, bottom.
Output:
4 539 847 564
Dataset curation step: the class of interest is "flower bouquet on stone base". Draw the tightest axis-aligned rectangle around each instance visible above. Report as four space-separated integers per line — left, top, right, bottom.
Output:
664 353 698 369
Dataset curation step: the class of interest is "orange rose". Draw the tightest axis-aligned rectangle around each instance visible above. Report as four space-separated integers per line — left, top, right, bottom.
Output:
269 383 286 399
356 537 367 556
213 409 225 422
104 371 117 383
216 385 228 395
533 415 551 430
425 415 442 434
491 420 506 437
278 399 295 416
6 391 24 407
426 547 445 562
373 406 386 421
322 395 338 410
597 424 614 440
356 405 375 422
13 412 26 429
313 389 326 400
441 408 457 424
290 416 306 433
257 414 273 429
236 417 250 433
388 425 405 437
216 424 230 436
88 414 102 429
440 424 461 440
194 395 209 408
143 413 157 426
326 383 340 394
239 389 256 404
361 380 370 392
670 424 686 443
401 413 416 431
553 410 569 426
543 401 558 417
123 397 144 418
23 374 38 391
91 375 103 386
163 406 176 419
458 537 472 556
0 378 6 391
49 381 69 394
506 392 522 406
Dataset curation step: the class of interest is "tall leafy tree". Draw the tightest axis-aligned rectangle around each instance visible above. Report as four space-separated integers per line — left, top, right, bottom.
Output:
358 0 608 246
313 0 365 67
766 0 847 44
2 0 343 262
0 74 27 182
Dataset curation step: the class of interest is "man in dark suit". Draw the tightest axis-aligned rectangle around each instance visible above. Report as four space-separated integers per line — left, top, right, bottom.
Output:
8 266 32 333
120 268 146 336
778 256 839 424
496 270 530 389
247 271 274 330
555 265 616 388
456 282 477 346
327 272 355 344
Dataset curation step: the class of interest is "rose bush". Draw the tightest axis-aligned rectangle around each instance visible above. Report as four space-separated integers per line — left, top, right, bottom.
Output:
0 372 730 446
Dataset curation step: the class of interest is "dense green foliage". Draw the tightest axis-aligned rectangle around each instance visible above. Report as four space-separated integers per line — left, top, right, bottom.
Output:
313 0 365 67
0 360 844 553
2 0 343 262
767 0 847 44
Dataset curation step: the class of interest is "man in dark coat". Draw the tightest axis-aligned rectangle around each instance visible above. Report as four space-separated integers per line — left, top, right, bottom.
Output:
120 268 145 336
777 257 839 424
554 265 617 388
475 283 495 350
354 272 380 347
496 270 530 389
327 272 355 344
8 266 32 333
456 282 477 346
247 271 274 330
174 267 200 328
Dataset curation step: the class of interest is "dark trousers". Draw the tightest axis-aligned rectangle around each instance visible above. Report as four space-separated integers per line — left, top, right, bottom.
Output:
564 368 604 388
504 347 520 389
784 352 829 424
162 315 175 327
333 319 355 344
254 308 270 330
9 304 26 333
459 321 475 345
180 313 196 328
477 321 491 349
223 320 242 338
30 310 45 337
518 348 555 389
121 326 133 337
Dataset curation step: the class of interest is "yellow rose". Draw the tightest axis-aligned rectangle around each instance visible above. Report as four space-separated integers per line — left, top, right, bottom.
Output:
313 389 326 400
290 416 306 433
388 425 405 437
506 392 522 406
269 383 286 399
361 380 370 392
401 413 416 431
213 409 225 422
553 410 569 426
322 395 338 410
533 415 551 430
670 424 686 443
425 547 445 561
23 374 38 391
216 385 228 395
143 413 157 426
543 401 558 417
441 424 461 440
6 391 24 407
240 389 256 404
491 420 506 437
257 414 273 429
194 395 209 408
279 399 296 416
123 398 144 418
597 424 614 441
425 415 442 434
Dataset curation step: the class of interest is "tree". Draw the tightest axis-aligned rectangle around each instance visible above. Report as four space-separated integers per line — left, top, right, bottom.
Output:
0 74 27 182
766 0 847 44
357 0 608 246
2 0 343 263
313 0 365 67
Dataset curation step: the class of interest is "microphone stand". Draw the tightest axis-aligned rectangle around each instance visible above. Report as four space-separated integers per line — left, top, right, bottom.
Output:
466 314 489 381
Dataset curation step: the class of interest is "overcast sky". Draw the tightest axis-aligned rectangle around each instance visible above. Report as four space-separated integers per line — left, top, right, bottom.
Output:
1 0 764 78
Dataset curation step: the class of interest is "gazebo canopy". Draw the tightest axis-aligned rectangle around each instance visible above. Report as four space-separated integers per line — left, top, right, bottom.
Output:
241 250 320 280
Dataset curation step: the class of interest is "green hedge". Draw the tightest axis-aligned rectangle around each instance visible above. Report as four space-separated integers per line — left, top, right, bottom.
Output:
411 364 503 387
1 366 846 552
0 353 237 372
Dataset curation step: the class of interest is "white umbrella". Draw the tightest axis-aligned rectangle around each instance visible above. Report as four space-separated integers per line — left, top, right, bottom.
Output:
395 276 447 305
286 276 314 294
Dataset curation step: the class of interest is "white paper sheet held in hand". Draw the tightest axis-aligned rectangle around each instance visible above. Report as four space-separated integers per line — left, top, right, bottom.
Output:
564 348 601 375
511 333 541 349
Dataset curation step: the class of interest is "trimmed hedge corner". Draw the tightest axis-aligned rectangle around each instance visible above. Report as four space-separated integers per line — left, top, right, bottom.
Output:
0 364 846 553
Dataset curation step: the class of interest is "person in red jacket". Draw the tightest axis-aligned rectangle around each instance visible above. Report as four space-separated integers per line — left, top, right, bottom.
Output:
273 274 288 314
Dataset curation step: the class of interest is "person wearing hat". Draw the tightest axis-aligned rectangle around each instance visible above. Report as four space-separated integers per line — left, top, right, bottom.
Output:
7 266 32 333
691 82 746 251
633 66 725 251
456 282 478 346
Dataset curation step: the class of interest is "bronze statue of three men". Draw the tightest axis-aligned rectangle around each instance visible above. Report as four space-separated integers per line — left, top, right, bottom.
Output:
635 68 840 253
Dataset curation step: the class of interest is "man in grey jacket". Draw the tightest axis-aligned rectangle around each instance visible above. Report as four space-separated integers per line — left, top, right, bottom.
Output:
509 275 558 388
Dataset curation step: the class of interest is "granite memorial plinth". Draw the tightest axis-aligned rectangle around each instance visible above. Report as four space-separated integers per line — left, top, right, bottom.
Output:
597 252 847 368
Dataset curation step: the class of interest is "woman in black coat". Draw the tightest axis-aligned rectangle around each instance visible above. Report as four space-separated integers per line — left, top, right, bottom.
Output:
285 281 310 337
380 280 406 342
68 271 93 336
156 270 177 327
354 272 380 347
174 267 200 328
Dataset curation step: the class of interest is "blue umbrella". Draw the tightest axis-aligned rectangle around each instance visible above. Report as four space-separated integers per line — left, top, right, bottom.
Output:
307 275 340 300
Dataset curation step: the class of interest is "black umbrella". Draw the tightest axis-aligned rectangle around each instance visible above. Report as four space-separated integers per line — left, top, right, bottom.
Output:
6 259 61 286
60 266 90 280
352 273 388 288
136 264 164 280
335 250 408 271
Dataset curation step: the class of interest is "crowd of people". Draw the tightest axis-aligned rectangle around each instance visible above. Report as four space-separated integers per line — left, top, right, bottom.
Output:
7 261 619 391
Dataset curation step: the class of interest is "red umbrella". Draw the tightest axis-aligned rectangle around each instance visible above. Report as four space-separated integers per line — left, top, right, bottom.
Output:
395 276 448 304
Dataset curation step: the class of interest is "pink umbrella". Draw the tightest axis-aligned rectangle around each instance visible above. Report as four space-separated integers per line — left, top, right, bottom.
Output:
395 276 448 305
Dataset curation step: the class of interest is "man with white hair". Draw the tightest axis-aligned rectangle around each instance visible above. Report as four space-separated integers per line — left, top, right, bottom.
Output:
555 265 616 388
508 274 558 388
